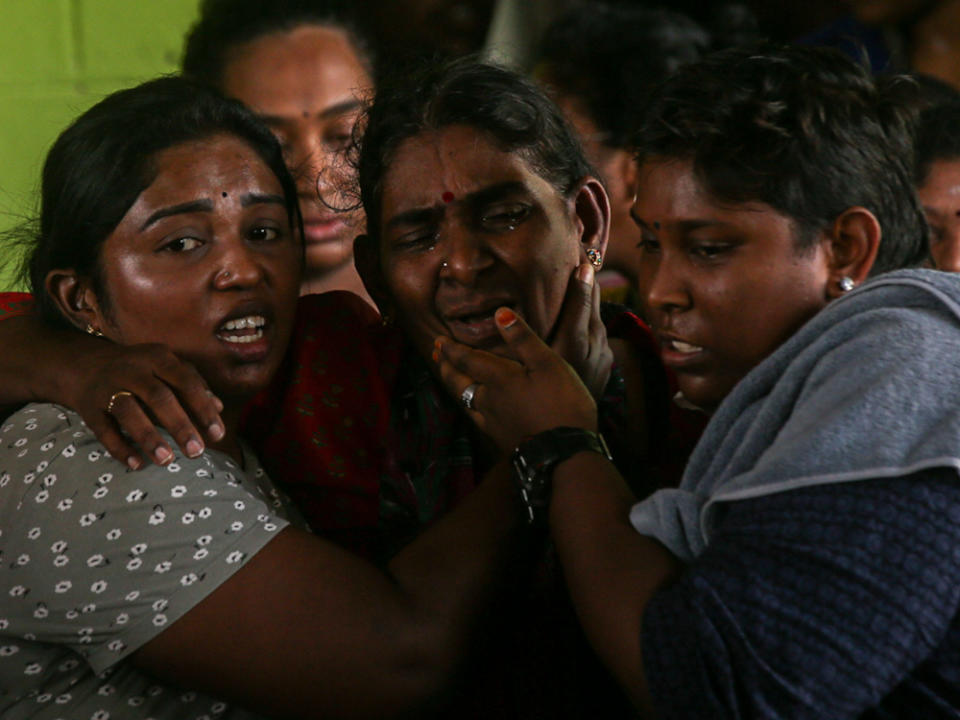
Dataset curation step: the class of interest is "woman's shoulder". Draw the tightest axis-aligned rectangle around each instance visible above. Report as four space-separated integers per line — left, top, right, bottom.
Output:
1 402 96 461
283 290 399 375
242 291 399 453
825 268 960 329
790 269 960 379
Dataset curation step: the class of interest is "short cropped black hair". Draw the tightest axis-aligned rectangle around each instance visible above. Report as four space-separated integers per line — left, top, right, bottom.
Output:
916 101 960 185
182 0 373 90
356 58 593 246
537 4 710 149
633 43 928 275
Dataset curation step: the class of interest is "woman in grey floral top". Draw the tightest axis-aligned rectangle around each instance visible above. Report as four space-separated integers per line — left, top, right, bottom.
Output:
0 76 529 719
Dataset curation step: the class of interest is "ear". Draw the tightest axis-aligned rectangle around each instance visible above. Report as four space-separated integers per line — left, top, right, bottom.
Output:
353 233 395 319
569 176 610 264
45 269 106 333
822 206 881 300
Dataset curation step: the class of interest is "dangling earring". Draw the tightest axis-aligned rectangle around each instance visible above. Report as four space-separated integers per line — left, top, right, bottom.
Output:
839 276 855 293
85 324 104 338
586 248 603 269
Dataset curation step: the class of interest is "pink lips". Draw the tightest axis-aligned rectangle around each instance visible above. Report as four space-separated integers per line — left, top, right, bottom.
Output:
302 216 348 245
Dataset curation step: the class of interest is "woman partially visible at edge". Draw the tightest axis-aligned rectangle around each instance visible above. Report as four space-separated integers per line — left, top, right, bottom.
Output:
435 45 960 717
0 76 533 719
182 0 374 301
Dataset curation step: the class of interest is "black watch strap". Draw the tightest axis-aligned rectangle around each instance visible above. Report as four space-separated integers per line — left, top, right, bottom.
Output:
512 427 612 525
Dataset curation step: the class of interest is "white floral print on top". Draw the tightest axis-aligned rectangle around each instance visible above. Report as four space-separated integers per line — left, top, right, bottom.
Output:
0 404 306 719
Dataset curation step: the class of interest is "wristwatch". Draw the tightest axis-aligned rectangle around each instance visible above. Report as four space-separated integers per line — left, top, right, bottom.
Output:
512 426 612 526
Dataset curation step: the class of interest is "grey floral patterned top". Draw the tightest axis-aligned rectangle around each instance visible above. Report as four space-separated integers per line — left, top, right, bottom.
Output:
0 403 306 719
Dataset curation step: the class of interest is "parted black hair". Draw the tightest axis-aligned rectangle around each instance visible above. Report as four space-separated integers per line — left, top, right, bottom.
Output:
916 101 960 185
537 4 710 149
182 0 373 90
633 43 928 275
28 76 300 329
356 57 593 246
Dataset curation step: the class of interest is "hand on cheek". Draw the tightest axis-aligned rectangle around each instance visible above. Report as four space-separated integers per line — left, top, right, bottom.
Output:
435 307 599 454
549 263 613 399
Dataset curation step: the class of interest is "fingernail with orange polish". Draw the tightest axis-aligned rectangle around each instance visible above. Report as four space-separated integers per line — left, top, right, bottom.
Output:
496 308 517 327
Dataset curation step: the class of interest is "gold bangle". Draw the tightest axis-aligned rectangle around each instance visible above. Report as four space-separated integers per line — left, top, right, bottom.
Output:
106 390 135 415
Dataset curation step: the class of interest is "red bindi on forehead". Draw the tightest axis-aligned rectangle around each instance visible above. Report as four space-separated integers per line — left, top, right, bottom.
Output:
442 191 455 203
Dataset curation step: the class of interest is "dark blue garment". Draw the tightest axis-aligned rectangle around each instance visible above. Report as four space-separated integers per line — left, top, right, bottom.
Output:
642 469 960 718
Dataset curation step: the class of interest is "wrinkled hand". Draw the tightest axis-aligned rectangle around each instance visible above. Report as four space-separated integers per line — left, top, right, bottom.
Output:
435 307 598 455
549 263 613 399
68 341 224 469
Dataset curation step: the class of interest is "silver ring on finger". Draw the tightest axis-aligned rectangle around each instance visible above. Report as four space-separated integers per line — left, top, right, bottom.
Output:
460 382 479 411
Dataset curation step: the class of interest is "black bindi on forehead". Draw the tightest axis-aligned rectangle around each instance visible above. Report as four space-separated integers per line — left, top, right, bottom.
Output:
222 192 228 198
302 110 310 119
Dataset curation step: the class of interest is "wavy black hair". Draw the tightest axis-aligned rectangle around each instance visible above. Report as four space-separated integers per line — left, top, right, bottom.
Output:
633 43 928 275
356 57 593 246
27 76 300 328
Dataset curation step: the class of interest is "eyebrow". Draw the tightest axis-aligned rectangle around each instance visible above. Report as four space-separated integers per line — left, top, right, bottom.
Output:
141 200 213 230
628 209 726 234
242 192 286 208
385 181 529 230
258 99 363 126
140 193 285 230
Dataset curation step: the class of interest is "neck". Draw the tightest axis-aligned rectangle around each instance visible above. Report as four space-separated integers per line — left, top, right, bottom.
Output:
300 262 375 308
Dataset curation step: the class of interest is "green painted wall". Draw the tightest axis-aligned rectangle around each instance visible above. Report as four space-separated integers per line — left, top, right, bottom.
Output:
0 0 202 290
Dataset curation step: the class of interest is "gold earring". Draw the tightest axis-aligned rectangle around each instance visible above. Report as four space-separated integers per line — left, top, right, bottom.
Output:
85 324 104 338
586 248 603 269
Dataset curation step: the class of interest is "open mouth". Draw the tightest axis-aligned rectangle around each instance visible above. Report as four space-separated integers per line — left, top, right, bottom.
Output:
451 307 501 324
443 300 516 347
216 315 267 344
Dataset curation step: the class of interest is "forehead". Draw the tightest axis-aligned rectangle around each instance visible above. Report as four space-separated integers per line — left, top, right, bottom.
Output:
137 135 282 209
919 159 960 199
633 157 794 234
633 158 707 219
380 125 553 217
220 25 370 116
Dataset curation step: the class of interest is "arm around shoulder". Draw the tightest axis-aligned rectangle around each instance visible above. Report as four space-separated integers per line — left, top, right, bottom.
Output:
133 459 526 719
